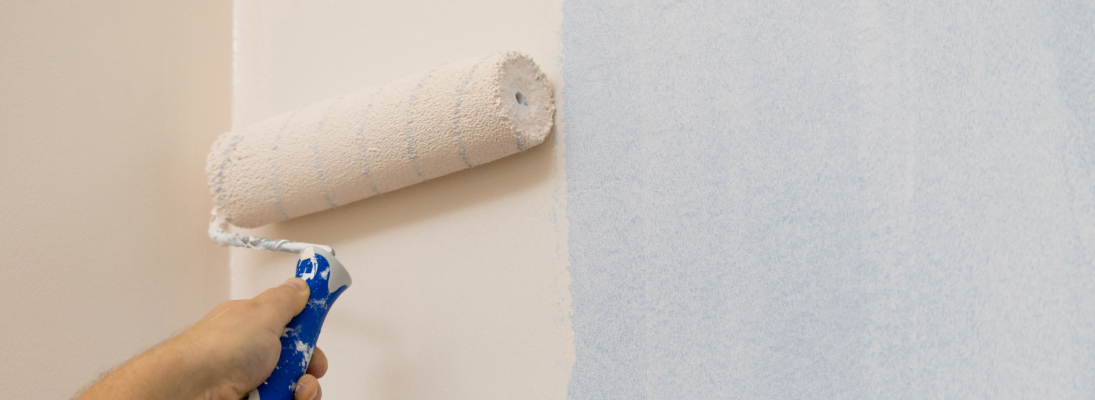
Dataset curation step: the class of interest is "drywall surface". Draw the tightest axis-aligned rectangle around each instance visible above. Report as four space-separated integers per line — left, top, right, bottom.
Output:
0 1 232 399
563 0 1095 398
230 1 571 399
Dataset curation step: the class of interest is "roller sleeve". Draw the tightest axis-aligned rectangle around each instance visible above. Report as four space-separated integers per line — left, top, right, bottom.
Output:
206 52 554 228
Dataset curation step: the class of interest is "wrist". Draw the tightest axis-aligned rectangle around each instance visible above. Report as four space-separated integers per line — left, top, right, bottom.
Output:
168 330 248 400
160 334 221 399
137 336 216 400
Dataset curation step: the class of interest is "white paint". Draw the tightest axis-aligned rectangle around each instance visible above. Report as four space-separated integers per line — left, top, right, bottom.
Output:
313 247 351 293
0 1 232 398
299 247 315 265
294 340 316 370
230 1 571 399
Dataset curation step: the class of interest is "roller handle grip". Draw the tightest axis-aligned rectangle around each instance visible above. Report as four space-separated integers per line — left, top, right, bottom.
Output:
248 247 351 400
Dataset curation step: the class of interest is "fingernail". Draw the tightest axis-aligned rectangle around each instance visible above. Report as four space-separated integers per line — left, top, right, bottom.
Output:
284 278 307 293
296 380 311 399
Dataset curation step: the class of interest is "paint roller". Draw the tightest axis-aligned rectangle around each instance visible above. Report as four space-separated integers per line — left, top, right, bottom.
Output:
204 52 554 400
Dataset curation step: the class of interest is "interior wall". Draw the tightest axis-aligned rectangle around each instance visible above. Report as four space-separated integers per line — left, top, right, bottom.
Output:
229 1 571 399
0 1 232 399
562 0 1095 398
9 1 1089 398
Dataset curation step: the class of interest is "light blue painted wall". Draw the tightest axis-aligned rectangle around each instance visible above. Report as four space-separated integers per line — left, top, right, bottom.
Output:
562 1 1095 398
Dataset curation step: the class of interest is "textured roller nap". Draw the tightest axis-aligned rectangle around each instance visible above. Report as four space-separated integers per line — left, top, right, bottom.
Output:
207 52 554 228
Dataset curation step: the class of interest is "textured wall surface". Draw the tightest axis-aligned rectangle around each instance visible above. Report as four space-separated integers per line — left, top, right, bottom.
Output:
230 1 572 399
562 0 1095 398
0 1 231 398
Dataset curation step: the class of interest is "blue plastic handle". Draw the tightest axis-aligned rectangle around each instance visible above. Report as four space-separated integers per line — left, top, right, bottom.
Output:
248 247 351 400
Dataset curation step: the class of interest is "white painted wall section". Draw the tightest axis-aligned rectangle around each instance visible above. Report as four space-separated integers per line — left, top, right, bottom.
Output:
230 1 571 399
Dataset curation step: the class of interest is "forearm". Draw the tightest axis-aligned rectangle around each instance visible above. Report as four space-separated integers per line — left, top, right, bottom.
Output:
74 281 320 400
76 336 214 400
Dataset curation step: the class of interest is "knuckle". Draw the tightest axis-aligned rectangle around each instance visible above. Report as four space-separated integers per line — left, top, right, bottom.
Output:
254 284 305 314
242 297 264 313
262 285 295 303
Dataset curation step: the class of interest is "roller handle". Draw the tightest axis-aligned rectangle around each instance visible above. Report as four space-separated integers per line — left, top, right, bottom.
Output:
249 247 352 400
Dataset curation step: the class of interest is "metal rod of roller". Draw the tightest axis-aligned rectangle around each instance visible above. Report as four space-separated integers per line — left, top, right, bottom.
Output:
207 212 335 255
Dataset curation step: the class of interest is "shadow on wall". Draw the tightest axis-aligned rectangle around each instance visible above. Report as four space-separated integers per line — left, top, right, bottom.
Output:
327 311 417 398
232 125 560 399
241 127 557 260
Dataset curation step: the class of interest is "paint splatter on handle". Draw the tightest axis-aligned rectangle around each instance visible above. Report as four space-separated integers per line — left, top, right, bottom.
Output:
249 247 351 400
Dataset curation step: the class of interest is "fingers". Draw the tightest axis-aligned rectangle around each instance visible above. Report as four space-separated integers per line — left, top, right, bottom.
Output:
251 278 310 333
294 348 327 400
293 348 328 399
307 347 328 378
294 374 321 400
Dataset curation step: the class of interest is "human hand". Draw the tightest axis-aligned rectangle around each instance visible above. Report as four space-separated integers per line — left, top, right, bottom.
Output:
76 278 327 400
179 278 327 399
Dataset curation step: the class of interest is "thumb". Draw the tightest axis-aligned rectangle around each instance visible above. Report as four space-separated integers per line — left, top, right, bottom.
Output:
251 278 310 333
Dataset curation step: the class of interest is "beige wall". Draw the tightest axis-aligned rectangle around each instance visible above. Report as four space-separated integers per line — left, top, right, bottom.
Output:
0 2 232 398
231 1 573 399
